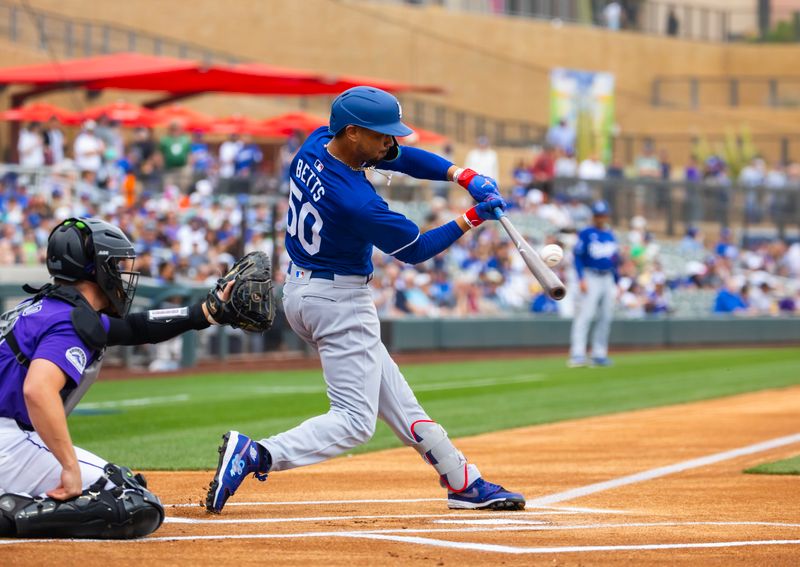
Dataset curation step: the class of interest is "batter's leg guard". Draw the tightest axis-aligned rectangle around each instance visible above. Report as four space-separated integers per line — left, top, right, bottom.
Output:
0 463 165 539
410 420 480 492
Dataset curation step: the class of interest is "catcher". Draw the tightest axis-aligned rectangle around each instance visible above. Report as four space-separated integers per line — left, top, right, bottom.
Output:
0 217 274 539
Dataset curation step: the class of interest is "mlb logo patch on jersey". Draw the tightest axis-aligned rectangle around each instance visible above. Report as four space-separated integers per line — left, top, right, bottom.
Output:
314 159 324 172
294 270 306 279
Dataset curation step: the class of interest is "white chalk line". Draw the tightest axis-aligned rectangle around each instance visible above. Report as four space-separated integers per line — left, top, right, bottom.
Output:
76 394 190 410
531 431 800 506
163 510 591 525
73 374 545 410
8 424 795 554
247 374 545 396
414 374 545 392
4 522 800 553
166 497 444 508
339 534 800 555
165 498 627 516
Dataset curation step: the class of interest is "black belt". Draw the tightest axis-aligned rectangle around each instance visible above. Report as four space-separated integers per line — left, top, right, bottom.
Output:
288 262 372 283
309 271 334 280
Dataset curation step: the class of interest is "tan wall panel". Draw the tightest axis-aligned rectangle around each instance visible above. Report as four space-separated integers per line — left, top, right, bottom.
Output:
2 0 797 169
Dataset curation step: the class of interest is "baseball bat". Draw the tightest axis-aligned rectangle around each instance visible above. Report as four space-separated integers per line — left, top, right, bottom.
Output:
493 207 567 301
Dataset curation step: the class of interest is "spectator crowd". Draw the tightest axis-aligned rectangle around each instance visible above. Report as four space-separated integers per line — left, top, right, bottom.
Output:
2 115 800 326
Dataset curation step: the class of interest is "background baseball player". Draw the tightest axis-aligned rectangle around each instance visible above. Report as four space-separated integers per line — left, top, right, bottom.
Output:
206 86 526 513
0 218 272 539
569 200 620 367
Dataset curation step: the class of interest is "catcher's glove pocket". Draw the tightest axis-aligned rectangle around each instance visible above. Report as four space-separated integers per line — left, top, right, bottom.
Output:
204 251 276 333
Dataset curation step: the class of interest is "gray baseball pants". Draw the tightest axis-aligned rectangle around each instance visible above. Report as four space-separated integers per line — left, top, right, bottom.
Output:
570 270 616 359
261 270 450 473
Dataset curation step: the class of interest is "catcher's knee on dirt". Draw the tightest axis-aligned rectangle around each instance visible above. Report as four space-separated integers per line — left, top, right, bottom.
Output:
0 463 164 539
410 420 479 492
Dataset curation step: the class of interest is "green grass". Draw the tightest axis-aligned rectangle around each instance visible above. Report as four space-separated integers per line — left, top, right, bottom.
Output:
69 347 800 469
745 455 800 475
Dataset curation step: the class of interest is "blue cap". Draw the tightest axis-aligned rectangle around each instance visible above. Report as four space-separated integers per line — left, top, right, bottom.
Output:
592 200 611 216
329 86 413 137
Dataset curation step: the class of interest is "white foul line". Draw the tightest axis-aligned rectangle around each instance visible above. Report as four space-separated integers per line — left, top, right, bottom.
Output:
530 432 800 506
76 394 190 410
247 374 544 397
4 522 800 553
165 498 626 515
339 534 800 555
166 497 444 508
164 510 587 525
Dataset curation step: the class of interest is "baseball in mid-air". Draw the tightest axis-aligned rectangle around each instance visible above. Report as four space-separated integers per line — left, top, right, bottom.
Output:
540 244 564 267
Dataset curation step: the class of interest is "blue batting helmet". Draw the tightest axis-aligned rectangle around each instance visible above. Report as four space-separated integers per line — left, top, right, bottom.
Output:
329 86 413 137
592 200 611 216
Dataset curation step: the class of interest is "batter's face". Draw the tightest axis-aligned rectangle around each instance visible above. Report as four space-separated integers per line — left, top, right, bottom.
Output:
347 126 394 163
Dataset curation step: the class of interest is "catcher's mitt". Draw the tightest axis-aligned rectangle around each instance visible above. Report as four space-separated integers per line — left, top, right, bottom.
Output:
204 251 276 333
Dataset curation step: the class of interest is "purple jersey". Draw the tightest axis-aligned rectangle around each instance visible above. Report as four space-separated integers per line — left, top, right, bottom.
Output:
0 297 109 427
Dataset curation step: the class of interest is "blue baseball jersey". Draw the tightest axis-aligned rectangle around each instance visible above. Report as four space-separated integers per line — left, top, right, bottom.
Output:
0 297 109 426
285 127 450 276
573 226 619 280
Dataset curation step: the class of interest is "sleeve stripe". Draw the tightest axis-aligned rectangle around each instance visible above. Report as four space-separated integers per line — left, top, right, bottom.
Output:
388 232 420 256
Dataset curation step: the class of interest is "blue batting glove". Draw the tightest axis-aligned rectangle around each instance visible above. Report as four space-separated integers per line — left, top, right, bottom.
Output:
455 168 501 202
475 197 506 221
463 197 507 228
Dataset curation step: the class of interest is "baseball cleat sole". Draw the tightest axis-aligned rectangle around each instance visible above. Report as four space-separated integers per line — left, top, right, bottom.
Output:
205 432 235 514
448 497 526 510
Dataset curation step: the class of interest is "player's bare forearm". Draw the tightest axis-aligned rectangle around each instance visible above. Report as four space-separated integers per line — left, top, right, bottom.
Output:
23 360 79 474
447 164 459 181
455 214 472 233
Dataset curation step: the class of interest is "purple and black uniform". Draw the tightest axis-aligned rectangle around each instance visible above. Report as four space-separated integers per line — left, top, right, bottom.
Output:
0 297 108 428
0 290 210 498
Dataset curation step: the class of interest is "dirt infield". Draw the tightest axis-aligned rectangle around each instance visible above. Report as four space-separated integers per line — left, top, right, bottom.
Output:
4 385 800 566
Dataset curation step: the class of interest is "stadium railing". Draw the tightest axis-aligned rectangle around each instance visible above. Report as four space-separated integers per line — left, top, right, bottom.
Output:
0 0 239 63
4 161 799 241
651 76 800 109
361 0 757 43
398 95 800 166
547 176 800 240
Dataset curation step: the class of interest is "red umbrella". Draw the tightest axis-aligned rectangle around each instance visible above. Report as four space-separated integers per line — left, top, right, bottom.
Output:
80 100 159 126
0 102 78 123
194 114 280 137
259 112 448 145
399 124 448 146
259 111 326 136
151 104 213 128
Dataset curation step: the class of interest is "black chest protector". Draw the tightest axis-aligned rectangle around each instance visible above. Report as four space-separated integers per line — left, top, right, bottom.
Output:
0 284 107 370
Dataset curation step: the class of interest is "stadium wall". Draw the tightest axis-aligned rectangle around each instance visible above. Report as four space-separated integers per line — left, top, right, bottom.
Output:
381 317 800 352
18 1 800 118
3 1 800 167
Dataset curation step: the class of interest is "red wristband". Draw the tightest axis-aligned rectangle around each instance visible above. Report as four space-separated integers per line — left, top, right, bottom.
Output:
455 168 478 189
462 206 484 228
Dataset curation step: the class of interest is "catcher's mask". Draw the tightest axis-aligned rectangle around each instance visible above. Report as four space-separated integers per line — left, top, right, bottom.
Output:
47 218 139 317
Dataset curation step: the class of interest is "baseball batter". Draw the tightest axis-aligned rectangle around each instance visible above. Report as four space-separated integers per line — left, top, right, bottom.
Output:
569 200 620 367
0 218 256 539
206 86 525 513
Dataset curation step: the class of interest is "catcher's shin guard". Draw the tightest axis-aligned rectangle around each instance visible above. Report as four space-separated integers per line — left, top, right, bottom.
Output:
0 463 164 539
410 420 480 492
